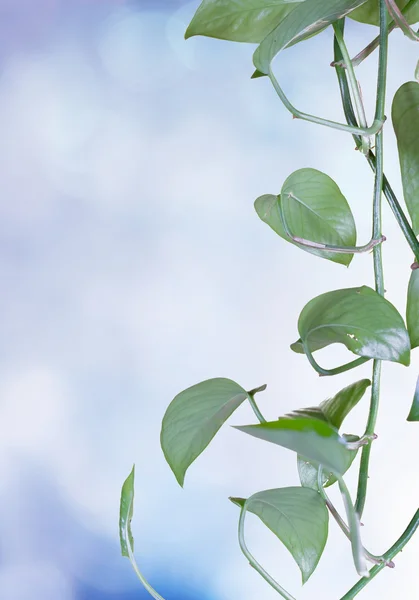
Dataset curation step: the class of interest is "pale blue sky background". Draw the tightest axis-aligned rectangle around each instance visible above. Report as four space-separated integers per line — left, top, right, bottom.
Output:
1 1 418 599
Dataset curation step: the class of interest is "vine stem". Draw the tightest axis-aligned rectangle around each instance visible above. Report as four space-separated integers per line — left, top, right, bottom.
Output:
317 468 394 568
238 503 296 600
354 0 388 519
333 22 419 262
268 68 384 137
333 0 419 68
340 508 419 599
332 22 370 154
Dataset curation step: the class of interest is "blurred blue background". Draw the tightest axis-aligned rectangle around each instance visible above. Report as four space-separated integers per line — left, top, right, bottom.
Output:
1 1 418 598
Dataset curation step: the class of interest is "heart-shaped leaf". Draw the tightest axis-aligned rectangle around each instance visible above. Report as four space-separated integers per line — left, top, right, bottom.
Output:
234 415 353 475
407 266 419 349
185 0 303 43
253 0 369 75
392 82 419 234
407 375 419 422
291 286 411 366
255 169 356 266
350 0 419 25
119 465 135 557
161 378 250 486
231 487 329 583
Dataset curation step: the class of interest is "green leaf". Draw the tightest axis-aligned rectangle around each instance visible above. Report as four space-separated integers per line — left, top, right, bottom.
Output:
407 266 419 348
291 286 411 366
255 169 356 266
253 0 368 75
185 0 302 43
119 465 135 558
234 415 353 475
231 487 329 583
320 378 371 429
161 378 250 486
297 379 370 489
392 81 419 235
407 375 419 421
350 0 419 25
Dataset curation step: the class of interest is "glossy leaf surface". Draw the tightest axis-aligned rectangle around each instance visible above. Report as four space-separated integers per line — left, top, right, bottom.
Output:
235 415 353 475
407 266 419 348
291 286 411 366
392 82 419 234
119 465 135 557
253 0 368 74
255 169 356 265
232 487 329 583
185 0 302 43
350 0 419 25
161 378 249 486
407 375 419 421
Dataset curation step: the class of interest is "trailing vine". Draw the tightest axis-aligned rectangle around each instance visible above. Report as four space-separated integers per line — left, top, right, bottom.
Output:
119 1 419 598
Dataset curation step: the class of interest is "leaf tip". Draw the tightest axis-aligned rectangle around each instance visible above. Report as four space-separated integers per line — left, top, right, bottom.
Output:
229 496 246 508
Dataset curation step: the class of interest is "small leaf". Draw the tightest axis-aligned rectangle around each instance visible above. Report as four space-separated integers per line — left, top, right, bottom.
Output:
255 169 356 265
407 266 419 348
407 375 419 421
161 378 250 486
185 0 302 43
291 286 411 366
320 379 371 429
253 0 368 75
350 0 419 25
392 82 419 235
234 415 353 475
119 465 135 558
232 487 329 583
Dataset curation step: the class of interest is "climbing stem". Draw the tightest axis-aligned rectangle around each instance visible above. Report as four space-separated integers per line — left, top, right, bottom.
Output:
317 468 393 568
355 0 388 520
340 508 419 599
333 20 419 262
332 22 370 153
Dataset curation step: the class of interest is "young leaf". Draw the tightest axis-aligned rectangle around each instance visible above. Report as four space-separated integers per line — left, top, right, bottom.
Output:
255 169 357 266
231 487 329 584
234 415 353 475
291 286 411 366
392 82 419 234
407 266 419 349
407 375 419 422
161 378 250 486
320 378 371 429
120 465 135 558
349 0 419 25
119 467 166 600
185 0 302 43
338 477 369 577
253 0 368 75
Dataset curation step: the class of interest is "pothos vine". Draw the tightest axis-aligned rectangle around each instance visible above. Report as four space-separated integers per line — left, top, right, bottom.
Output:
119 1 419 598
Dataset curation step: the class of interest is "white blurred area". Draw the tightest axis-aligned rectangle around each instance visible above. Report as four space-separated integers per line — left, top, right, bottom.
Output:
0 1 418 599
